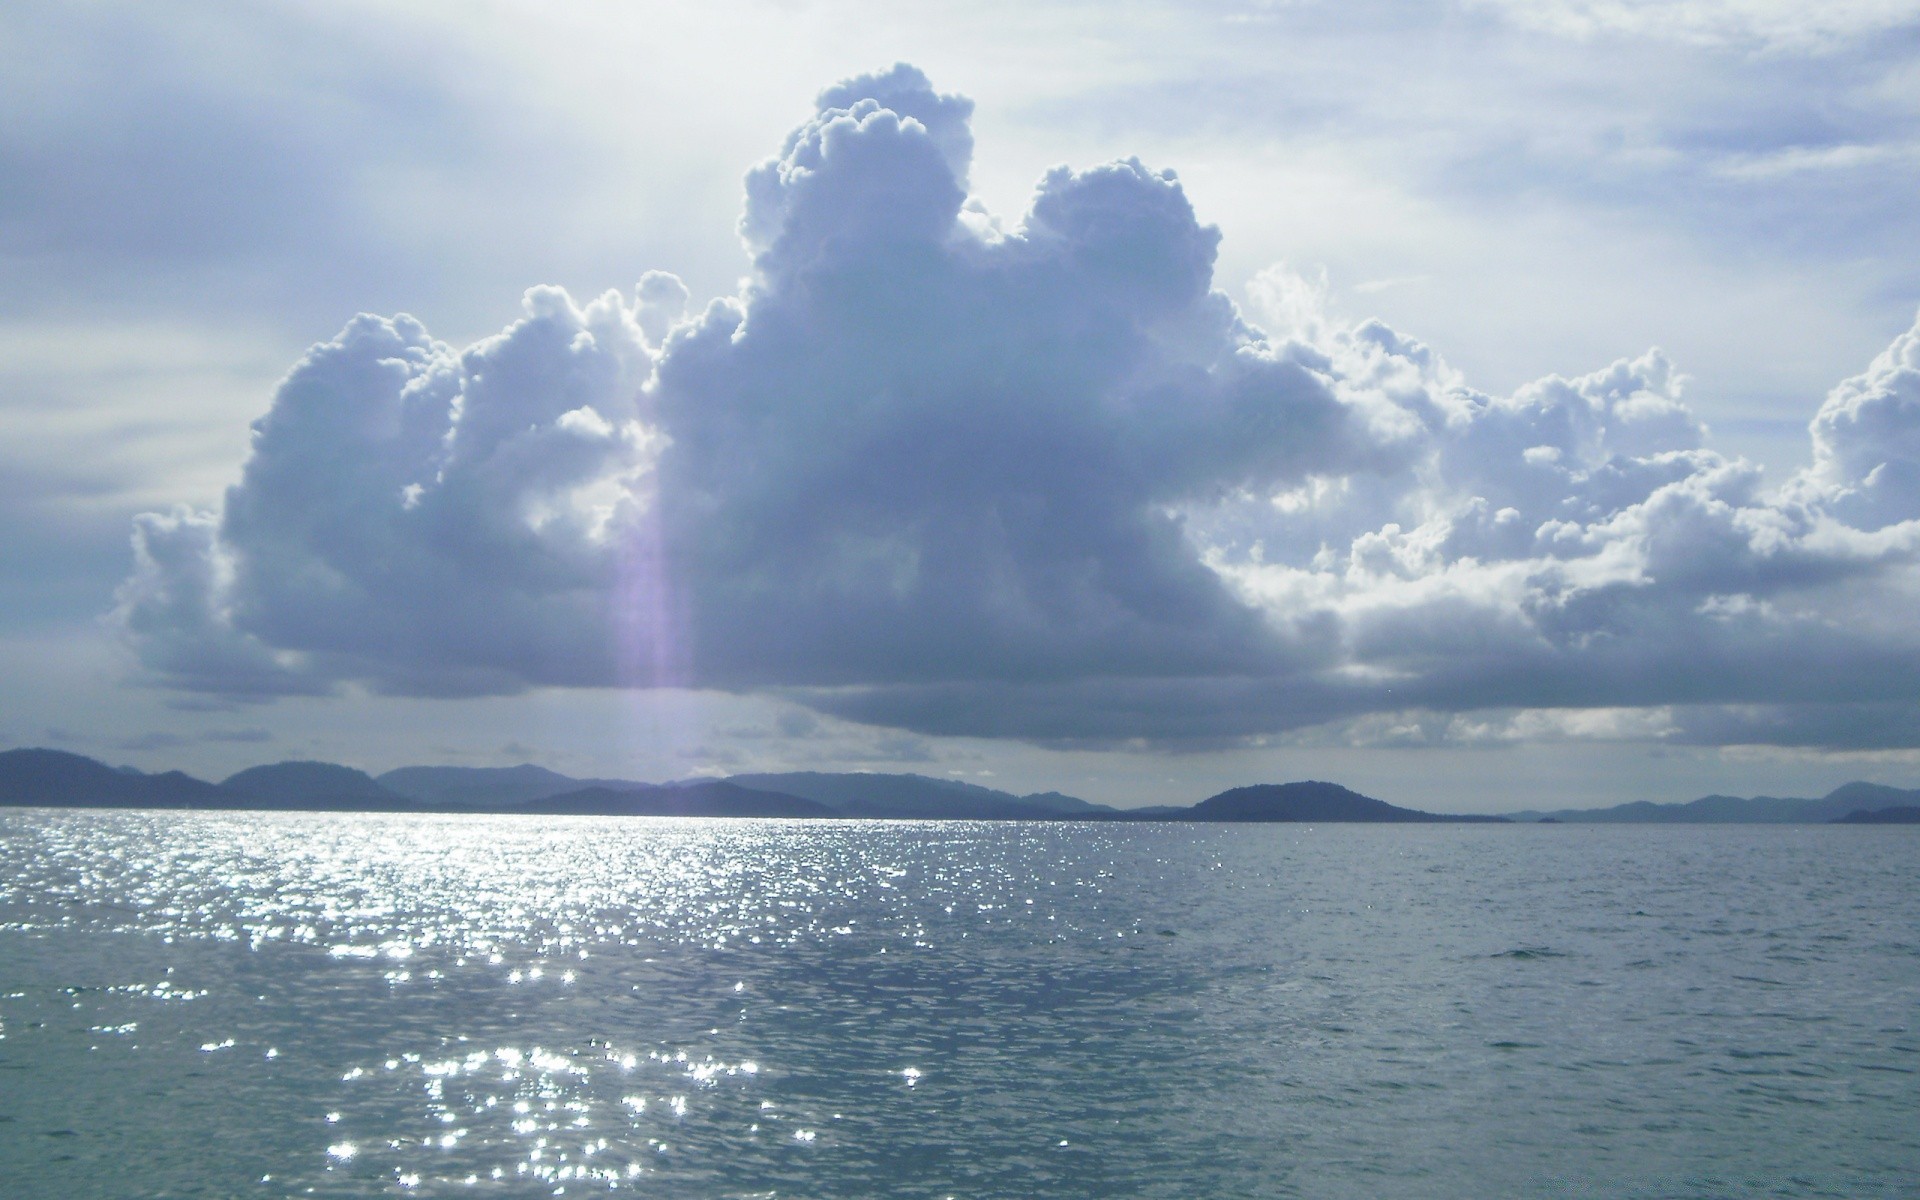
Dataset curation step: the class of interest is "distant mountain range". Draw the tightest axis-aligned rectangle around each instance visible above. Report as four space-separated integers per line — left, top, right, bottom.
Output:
377 764 1122 820
3 746 1916 824
1833 805 1920 824
722 772 1113 820
1507 781 1920 824
0 748 1498 822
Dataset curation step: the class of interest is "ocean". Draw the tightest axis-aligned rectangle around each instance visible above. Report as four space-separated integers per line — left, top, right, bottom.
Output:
1 811 1915 1198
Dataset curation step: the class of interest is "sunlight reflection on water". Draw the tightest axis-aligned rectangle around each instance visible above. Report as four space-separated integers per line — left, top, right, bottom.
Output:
1 812 1916 1198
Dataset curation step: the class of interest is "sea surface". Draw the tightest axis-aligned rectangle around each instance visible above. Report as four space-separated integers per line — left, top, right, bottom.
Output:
1 811 1916 1199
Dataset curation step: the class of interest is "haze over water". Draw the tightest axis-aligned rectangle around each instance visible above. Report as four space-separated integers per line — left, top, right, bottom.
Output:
2 811 1916 1198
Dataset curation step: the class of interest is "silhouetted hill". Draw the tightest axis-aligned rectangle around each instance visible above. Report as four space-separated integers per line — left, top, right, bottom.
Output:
223 761 406 809
725 772 1112 819
0 748 228 808
377 764 591 808
519 782 835 818
1184 781 1508 823
1509 782 1920 823
1834 805 1920 824
1018 790 1112 815
1820 783 1920 818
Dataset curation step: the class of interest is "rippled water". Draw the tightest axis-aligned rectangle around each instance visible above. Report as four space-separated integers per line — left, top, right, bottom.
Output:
1 812 1916 1198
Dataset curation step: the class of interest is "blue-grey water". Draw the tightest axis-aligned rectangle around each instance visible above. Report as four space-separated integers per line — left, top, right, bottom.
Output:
1 812 1915 1198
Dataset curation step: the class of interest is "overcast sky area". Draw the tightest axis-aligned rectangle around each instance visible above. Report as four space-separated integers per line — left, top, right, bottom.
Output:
5 0 1920 811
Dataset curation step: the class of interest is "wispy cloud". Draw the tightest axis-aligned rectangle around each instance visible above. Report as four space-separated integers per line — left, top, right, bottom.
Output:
1714 141 1920 178
1466 0 1920 53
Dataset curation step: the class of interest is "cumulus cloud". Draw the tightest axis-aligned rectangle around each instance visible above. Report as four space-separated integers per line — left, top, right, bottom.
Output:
116 65 1920 751
1798 317 1920 529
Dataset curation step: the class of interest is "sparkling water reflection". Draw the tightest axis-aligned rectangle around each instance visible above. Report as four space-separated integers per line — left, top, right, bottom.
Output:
0 812 1916 1197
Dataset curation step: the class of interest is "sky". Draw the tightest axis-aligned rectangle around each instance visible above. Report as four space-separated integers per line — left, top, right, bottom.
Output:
4 0 1920 812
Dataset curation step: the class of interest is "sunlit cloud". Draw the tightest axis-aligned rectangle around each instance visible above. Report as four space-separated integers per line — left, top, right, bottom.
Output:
105 65 1920 754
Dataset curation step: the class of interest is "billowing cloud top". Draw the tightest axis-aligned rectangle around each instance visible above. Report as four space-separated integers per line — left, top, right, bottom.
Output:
118 65 1920 749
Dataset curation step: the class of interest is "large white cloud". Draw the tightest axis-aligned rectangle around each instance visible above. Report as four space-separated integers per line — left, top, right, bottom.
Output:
116 65 1920 749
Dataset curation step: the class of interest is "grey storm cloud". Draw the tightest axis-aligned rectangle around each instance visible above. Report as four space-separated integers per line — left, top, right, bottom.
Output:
116 66 1920 749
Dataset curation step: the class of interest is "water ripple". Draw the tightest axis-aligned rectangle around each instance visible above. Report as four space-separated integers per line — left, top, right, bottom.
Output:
1 813 1916 1197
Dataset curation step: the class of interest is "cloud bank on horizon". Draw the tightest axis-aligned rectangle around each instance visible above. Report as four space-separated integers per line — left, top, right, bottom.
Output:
117 65 1920 751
